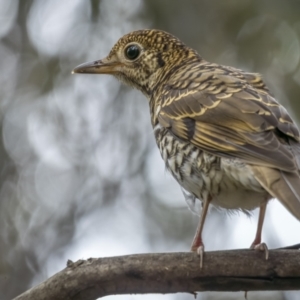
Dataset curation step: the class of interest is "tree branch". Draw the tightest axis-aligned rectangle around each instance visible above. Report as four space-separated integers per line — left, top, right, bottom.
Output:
13 250 300 300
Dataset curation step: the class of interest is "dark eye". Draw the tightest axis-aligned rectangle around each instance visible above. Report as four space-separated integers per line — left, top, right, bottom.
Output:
125 45 140 60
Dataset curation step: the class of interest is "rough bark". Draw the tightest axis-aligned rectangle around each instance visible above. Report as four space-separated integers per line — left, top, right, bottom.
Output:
13 250 300 300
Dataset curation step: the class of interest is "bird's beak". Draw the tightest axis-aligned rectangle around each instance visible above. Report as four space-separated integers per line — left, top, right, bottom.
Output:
72 58 119 75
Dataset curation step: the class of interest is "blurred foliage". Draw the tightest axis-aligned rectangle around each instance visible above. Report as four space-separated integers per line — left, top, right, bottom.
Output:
0 1 299 299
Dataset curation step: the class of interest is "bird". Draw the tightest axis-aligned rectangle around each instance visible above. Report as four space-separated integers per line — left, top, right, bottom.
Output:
73 29 300 268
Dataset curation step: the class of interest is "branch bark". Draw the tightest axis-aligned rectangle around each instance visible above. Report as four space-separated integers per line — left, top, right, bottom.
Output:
13 250 300 300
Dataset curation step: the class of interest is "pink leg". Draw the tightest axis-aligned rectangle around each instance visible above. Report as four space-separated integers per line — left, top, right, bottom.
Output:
250 202 269 260
191 196 211 268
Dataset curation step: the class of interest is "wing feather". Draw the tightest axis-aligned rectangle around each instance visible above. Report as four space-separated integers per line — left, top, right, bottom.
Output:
158 69 300 172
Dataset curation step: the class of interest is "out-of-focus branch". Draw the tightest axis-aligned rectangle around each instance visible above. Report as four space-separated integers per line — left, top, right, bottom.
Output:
13 250 300 300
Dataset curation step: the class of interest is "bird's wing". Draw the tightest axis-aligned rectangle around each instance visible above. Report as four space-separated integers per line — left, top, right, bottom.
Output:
158 70 300 220
158 71 300 172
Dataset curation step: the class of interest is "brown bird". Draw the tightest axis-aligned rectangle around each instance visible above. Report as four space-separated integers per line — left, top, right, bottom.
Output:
73 29 300 267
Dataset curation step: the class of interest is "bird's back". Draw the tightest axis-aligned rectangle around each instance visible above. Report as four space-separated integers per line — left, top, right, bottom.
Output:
152 60 300 217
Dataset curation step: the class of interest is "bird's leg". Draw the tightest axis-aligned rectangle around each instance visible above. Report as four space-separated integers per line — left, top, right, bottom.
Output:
250 201 269 260
191 196 211 268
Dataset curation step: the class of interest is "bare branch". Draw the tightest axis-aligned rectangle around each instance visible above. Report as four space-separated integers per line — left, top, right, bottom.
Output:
13 250 300 300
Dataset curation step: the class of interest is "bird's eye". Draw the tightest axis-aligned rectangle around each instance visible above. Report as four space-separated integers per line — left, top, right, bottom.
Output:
125 45 140 60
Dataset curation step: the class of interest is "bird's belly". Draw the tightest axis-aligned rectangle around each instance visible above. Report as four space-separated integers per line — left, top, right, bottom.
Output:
156 129 268 213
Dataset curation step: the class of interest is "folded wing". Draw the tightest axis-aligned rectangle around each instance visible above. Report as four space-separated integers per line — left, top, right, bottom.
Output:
158 68 300 220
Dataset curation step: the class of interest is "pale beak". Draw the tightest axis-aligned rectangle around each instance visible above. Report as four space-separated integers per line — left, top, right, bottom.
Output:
72 58 119 75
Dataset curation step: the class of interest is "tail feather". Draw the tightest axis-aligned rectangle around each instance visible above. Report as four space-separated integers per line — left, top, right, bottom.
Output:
251 165 300 221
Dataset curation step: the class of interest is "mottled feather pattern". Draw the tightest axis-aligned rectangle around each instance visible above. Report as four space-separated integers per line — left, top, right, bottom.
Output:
155 60 300 174
73 29 300 257
154 124 268 214
103 29 300 217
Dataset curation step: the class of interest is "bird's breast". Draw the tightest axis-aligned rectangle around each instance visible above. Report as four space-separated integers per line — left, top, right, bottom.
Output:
154 125 269 214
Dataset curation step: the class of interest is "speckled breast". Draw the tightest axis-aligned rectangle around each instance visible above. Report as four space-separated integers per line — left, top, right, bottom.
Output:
154 126 269 215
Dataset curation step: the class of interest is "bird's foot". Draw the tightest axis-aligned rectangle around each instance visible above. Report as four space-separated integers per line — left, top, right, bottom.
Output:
250 242 269 260
191 244 205 268
197 245 205 268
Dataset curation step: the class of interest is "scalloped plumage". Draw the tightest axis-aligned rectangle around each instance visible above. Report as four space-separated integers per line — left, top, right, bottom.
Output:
73 29 300 267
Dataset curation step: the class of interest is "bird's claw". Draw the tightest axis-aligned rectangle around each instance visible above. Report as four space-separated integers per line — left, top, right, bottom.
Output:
251 242 269 260
196 245 205 268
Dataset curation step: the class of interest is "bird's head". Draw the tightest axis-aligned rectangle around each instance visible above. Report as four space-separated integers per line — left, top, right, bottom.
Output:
72 29 200 97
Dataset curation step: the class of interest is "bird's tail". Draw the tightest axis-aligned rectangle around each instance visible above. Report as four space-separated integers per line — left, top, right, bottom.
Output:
251 165 300 220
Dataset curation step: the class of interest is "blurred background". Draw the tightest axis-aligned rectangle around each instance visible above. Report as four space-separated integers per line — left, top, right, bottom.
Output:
1 0 300 299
